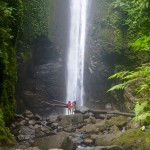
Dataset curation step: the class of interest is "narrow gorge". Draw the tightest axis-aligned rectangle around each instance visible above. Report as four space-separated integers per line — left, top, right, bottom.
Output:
1 0 150 149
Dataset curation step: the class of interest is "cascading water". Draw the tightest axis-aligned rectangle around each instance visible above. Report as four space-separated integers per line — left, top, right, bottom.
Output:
66 0 89 108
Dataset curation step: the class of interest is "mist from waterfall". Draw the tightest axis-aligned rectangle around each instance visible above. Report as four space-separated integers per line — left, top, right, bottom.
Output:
66 0 89 107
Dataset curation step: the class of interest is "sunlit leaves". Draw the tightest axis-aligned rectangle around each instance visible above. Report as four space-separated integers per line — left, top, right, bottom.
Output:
108 63 150 92
107 82 129 92
130 36 150 52
134 101 150 122
133 0 150 10
107 0 150 54
22 0 49 41
135 101 148 115
108 63 150 125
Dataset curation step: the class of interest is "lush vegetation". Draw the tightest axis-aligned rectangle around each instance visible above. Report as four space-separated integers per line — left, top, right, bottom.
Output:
111 129 150 149
0 0 23 146
0 0 55 146
22 0 50 42
17 0 55 64
107 0 150 138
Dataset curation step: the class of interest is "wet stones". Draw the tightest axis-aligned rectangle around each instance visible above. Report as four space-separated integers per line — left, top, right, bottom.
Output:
11 109 133 150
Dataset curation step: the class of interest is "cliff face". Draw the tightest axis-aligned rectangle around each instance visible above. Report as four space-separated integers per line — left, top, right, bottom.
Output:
84 0 116 109
16 0 67 116
16 0 118 116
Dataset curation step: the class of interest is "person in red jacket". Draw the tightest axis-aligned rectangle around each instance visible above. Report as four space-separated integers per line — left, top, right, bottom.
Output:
67 101 71 114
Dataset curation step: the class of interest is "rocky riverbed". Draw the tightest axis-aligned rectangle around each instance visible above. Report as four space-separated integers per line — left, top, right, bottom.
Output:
9 106 150 150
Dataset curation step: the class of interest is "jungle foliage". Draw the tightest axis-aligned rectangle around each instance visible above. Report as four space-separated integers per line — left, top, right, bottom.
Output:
17 0 55 64
0 0 23 146
107 0 150 129
22 0 50 42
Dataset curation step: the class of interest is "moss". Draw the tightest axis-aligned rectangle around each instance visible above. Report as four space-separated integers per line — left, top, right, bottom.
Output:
1 47 17 125
0 109 16 147
0 0 22 145
111 129 150 150
106 116 130 128
20 50 32 63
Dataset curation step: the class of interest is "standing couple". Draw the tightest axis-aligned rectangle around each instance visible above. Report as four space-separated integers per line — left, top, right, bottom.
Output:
67 101 76 114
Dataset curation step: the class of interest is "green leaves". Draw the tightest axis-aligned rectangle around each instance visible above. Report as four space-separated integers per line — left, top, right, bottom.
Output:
109 71 131 80
134 101 150 122
108 64 150 126
133 0 150 10
130 36 150 52
107 82 128 92
22 0 50 41
108 63 150 92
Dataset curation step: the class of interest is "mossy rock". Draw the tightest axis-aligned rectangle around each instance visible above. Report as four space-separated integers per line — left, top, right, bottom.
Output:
58 113 83 127
80 124 99 134
95 131 122 146
111 129 150 150
106 116 131 128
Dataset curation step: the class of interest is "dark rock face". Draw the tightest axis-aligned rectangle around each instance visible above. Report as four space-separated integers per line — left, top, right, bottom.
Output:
84 0 115 108
16 0 117 116
16 36 66 116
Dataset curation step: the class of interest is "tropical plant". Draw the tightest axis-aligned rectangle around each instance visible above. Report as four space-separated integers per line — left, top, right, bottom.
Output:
107 0 150 125
108 63 150 122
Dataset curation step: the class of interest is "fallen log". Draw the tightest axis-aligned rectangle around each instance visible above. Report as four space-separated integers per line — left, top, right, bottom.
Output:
52 100 66 105
89 109 135 117
42 101 67 108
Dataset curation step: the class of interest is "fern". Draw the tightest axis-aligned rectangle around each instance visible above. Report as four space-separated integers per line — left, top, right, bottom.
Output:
136 84 148 93
107 82 128 92
134 101 148 116
108 63 150 125
132 101 150 124
108 71 131 80
108 64 150 93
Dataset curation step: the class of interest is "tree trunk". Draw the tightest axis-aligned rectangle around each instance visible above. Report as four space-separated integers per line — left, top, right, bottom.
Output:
89 109 135 117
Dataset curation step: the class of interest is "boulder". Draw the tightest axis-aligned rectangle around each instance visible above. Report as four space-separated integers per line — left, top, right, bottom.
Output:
58 113 83 127
24 110 34 119
34 132 76 150
109 125 120 133
34 114 42 121
94 120 107 132
75 106 89 114
89 116 96 124
17 126 35 141
95 132 121 146
63 126 76 133
14 114 24 121
80 124 99 134
106 116 130 128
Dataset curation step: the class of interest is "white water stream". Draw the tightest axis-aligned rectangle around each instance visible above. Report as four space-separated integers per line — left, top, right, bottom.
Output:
66 0 89 107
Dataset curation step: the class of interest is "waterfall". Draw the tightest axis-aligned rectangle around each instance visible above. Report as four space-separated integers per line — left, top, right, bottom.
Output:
66 0 89 107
